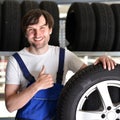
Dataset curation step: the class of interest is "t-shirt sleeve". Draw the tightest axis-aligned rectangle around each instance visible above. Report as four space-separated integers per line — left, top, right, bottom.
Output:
5 56 21 85
65 49 84 73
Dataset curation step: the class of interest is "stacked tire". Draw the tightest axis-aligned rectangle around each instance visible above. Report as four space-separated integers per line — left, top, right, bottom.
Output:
111 4 120 51
66 2 96 51
1 0 21 51
40 1 59 46
20 0 39 49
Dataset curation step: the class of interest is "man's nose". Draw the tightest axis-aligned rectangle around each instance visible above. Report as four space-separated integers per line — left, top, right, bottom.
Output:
34 30 41 37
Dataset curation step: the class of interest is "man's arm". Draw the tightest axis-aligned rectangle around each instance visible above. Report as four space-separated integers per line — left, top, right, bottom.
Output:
5 83 39 112
5 66 54 112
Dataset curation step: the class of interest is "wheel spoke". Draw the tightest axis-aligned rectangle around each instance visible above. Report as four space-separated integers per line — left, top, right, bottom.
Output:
97 82 113 108
76 110 102 120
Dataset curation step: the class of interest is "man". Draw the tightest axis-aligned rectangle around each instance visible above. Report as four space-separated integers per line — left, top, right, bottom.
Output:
5 9 116 120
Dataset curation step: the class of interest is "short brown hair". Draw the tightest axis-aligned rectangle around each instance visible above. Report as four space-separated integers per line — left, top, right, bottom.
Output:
22 9 54 33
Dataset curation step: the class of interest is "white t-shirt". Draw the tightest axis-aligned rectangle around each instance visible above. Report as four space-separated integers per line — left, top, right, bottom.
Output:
5 45 84 90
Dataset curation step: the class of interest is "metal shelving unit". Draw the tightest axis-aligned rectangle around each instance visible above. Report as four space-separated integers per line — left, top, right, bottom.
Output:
1 0 120 119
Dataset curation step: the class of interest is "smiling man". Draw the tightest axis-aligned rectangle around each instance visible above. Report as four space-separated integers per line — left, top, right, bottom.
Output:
5 9 116 120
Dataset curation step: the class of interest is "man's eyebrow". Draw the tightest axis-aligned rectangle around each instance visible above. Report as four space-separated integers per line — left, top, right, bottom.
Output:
40 23 47 27
27 26 33 29
27 23 47 29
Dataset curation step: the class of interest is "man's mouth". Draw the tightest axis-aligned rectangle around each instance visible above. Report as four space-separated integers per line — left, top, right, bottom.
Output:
34 37 43 41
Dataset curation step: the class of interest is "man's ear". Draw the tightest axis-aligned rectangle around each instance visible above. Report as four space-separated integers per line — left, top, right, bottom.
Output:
49 28 52 35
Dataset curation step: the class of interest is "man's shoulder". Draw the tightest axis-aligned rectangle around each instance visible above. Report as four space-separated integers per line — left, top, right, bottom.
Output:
49 45 61 52
49 45 60 49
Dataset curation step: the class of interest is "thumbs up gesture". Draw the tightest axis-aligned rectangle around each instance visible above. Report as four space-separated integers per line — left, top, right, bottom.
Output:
36 66 54 90
39 65 46 75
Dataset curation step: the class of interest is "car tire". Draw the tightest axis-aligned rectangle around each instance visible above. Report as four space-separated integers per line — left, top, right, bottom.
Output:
66 2 96 51
92 3 115 51
57 63 120 120
40 1 60 46
20 0 39 49
0 3 2 50
111 4 120 51
2 0 21 51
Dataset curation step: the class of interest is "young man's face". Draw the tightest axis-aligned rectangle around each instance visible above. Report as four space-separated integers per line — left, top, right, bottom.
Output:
26 15 52 49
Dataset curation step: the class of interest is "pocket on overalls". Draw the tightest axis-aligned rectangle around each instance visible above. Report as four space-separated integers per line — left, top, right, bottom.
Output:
16 83 63 120
34 83 63 100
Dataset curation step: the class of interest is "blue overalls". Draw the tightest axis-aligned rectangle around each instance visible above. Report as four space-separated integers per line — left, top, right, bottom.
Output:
13 48 65 120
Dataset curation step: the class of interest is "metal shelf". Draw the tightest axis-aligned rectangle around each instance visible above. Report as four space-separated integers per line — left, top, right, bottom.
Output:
0 51 120 56
74 51 120 57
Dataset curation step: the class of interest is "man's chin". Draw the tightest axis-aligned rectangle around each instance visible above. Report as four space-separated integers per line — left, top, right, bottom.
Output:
33 44 46 49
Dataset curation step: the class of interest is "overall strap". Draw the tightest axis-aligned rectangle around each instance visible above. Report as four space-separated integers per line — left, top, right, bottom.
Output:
56 47 65 84
13 53 35 83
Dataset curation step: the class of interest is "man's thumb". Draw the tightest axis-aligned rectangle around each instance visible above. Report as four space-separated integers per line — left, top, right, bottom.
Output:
40 65 45 75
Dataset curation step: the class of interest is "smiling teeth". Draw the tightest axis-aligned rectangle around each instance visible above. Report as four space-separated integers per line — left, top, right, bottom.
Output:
35 38 42 41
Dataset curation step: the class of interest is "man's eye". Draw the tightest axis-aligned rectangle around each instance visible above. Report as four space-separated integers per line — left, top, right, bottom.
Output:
27 29 35 34
40 27 45 30
40 25 47 30
28 29 34 32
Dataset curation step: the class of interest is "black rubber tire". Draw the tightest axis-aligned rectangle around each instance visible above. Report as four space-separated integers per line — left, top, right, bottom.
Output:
2 0 21 51
92 3 115 51
66 2 96 51
0 3 2 50
21 0 39 17
111 4 120 51
40 1 59 46
57 63 120 120
20 0 39 49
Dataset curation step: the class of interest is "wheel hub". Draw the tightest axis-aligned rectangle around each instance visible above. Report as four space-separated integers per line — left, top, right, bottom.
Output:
107 111 116 120
76 80 120 120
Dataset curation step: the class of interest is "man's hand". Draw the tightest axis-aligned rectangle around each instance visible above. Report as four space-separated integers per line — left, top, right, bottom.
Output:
36 66 54 90
94 55 117 71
